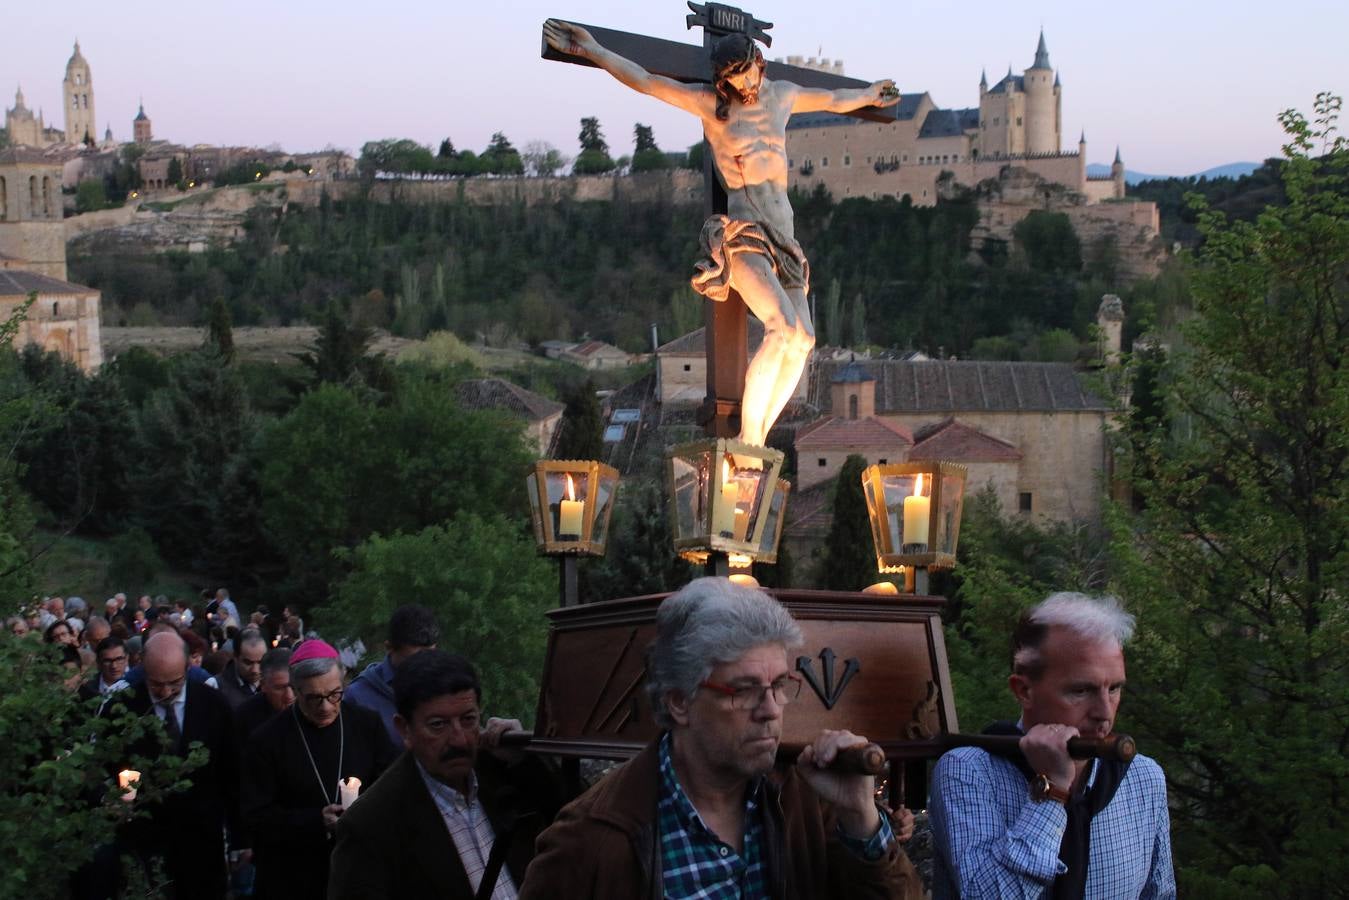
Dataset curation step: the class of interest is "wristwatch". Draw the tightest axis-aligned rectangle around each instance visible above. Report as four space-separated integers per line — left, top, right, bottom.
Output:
1031 774 1070 804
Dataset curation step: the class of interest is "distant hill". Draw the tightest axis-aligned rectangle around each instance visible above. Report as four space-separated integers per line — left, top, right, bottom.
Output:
1086 161 1262 185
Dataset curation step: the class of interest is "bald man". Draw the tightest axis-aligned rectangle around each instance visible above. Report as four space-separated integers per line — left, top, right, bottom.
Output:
115 631 240 899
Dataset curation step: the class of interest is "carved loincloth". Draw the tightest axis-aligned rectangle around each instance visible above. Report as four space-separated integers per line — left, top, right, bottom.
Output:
691 214 810 302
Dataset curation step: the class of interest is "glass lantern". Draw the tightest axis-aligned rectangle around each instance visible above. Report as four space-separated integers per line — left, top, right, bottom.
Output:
526 459 620 556
666 439 786 564
861 461 968 572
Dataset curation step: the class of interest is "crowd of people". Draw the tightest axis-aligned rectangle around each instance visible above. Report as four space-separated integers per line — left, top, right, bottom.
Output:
18 577 1173 899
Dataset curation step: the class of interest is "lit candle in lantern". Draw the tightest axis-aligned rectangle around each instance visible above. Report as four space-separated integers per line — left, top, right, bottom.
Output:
903 473 930 550
339 776 361 809
558 474 584 539
712 458 739 537
119 769 140 802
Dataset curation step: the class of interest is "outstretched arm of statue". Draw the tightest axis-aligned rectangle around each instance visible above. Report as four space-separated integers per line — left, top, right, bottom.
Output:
543 19 711 117
790 79 901 114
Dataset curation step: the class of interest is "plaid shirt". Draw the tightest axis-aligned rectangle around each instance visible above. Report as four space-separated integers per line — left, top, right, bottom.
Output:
929 746 1176 899
416 760 518 900
658 732 769 899
656 732 894 899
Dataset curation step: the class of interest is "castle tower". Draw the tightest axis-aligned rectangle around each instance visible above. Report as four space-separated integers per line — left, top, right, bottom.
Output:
1096 294 1125 365
0 147 68 279
1111 146 1126 199
979 68 987 98
63 41 96 146
133 102 152 144
1079 129 1088 188
1022 30 1059 155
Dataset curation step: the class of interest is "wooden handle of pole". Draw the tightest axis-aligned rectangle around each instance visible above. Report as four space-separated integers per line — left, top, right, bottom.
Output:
778 741 888 776
940 732 1136 763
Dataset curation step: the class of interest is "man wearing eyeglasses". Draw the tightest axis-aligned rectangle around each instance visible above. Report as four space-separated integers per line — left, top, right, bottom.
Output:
519 577 920 900
79 635 130 702
239 640 396 900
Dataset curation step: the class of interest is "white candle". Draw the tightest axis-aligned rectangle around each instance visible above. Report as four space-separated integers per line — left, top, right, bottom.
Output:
558 474 584 538
119 769 140 802
338 776 361 809
712 460 738 537
903 473 930 548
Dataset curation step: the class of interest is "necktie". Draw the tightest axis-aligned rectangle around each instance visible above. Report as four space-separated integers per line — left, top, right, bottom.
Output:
159 700 181 747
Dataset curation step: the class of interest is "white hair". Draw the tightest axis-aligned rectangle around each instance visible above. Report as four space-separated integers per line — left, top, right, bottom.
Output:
1012 591 1135 677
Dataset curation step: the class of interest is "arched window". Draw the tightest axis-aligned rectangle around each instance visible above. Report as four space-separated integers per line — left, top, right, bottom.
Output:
848 395 858 420
52 302 60 317
0 176 7 220
42 177 52 217
30 176 38 215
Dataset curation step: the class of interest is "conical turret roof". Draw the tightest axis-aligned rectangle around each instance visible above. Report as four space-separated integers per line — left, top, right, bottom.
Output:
1032 30 1051 69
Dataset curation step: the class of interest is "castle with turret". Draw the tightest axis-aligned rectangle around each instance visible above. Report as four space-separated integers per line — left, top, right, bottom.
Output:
785 32 1127 206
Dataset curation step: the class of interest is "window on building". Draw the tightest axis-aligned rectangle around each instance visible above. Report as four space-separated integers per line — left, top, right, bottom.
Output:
788 159 793 168
843 155 850 166
878 458 887 465
866 156 871 163
821 156 829 167
52 302 59 317
818 458 827 467
683 364 691 372
1016 116 1022 126
993 117 1000 125
902 154 908 162
848 395 858 420
1019 492 1033 513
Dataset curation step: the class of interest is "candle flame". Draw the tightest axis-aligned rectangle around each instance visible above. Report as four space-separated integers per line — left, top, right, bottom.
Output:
913 472 924 497
722 457 733 482
565 473 577 502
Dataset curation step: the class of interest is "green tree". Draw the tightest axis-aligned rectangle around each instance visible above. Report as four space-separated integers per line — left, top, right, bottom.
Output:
574 117 615 174
0 636 204 900
580 478 694 601
205 297 235 362
0 296 39 600
522 141 568 178
322 513 552 721
482 132 524 175
1110 93 1349 895
297 304 386 388
553 380 603 460
819 278 843 347
685 140 706 171
846 292 867 347
166 156 184 189
75 179 107 213
631 123 668 173
818 455 874 590
1013 210 1082 274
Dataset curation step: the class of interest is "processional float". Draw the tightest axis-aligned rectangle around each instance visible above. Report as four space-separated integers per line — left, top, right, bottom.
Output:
513 3 1133 805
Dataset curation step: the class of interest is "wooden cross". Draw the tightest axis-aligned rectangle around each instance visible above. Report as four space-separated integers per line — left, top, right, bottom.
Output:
543 2 895 437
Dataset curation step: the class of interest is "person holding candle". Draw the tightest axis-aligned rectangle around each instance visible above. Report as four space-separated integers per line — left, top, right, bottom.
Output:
330 650 565 900
239 639 396 900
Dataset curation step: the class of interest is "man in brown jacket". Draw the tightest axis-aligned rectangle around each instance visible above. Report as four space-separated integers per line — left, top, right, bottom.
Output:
519 577 920 900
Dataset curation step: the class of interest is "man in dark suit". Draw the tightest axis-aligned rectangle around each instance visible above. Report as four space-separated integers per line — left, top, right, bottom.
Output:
329 651 564 900
122 631 239 899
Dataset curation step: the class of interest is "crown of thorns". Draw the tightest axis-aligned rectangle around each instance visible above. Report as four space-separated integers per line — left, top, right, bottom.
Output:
711 33 763 78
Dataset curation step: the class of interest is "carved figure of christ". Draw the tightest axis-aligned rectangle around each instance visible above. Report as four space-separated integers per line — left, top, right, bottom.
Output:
543 18 899 446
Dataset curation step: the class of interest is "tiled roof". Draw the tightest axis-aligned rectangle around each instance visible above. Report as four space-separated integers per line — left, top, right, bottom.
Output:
0 269 97 297
568 340 628 358
782 478 836 538
918 107 979 138
453 378 563 422
908 418 1022 462
657 318 767 355
811 359 1108 413
989 73 1025 95
795 416 913 450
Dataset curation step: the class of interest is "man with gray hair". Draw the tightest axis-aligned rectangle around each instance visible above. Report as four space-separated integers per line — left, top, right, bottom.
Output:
929 592 1175 898
239 639 395 900
520 576 919 899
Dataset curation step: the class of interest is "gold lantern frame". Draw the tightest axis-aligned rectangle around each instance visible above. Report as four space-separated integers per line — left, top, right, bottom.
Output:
526 459 620 557
665 438 788 565
861 460 968 574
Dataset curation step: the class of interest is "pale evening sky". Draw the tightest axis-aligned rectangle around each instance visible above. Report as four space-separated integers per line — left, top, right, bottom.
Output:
6 0 1346 176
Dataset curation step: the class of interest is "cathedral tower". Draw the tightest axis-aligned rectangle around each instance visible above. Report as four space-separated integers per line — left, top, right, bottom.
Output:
63 41 96 145
133 102 152 144
1022 30 1059 155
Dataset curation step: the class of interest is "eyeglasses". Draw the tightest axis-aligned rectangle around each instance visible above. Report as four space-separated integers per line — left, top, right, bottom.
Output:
98 655 127 667
699 675 802 710
301 688 344 707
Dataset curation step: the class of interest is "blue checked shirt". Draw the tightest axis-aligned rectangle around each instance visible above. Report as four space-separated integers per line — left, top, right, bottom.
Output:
929 746 1175 899
656 732 893 899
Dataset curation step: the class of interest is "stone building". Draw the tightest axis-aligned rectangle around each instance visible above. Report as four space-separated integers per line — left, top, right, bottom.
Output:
4 86 51 148
785 31 1128 207
0 261 103 372
560 339 632 370
453 377 565 456
0 147 68 280
133 102 152 144
63 42 96 146
654 319 809 407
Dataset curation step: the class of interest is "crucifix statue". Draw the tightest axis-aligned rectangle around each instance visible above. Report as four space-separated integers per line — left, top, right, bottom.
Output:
543 4 899 446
